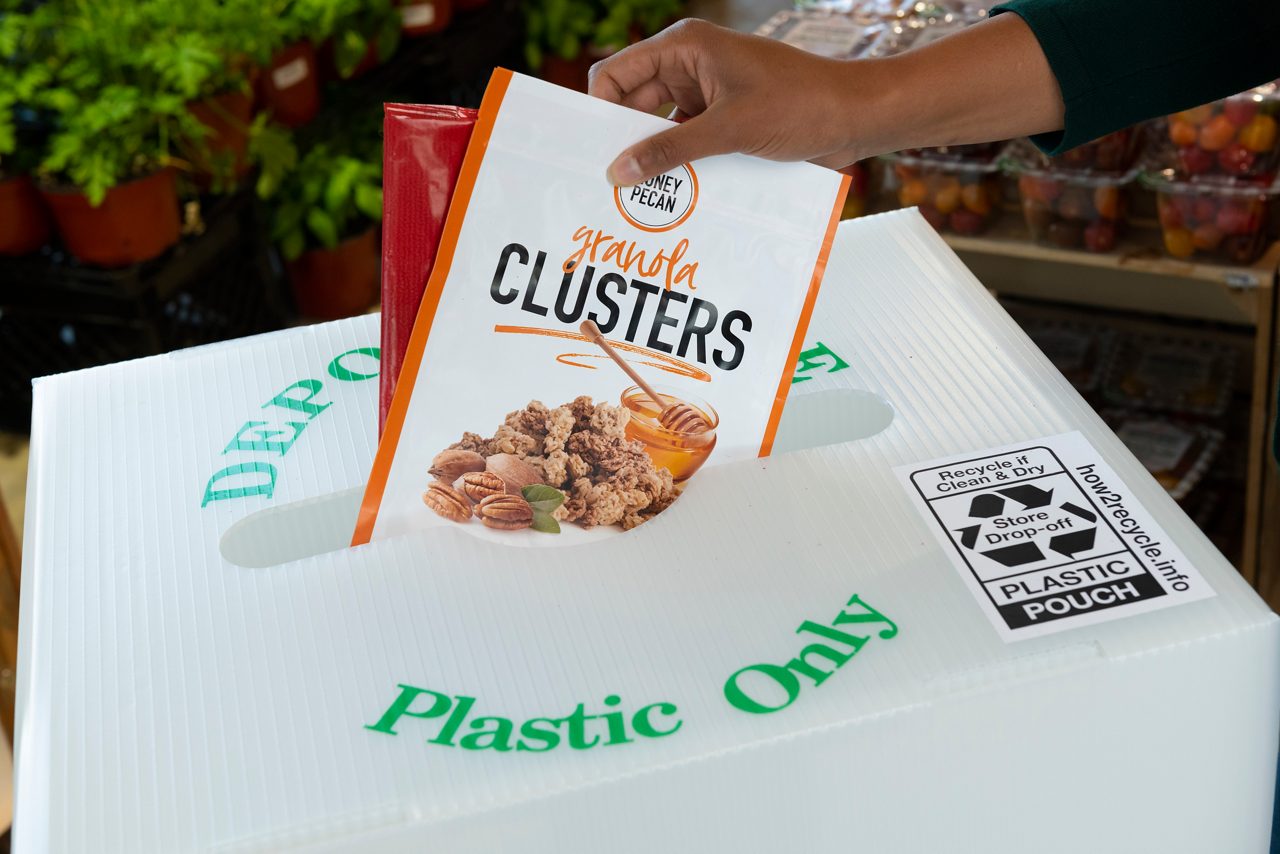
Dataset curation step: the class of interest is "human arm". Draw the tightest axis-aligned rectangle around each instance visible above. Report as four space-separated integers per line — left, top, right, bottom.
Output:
590 13 1063 185
591 0 1280 186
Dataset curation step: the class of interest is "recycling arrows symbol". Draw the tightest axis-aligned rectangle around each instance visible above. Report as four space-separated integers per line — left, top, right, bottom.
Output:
955 487 1099 567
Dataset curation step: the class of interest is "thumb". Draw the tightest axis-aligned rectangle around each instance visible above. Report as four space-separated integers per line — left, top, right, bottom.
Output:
606 109 735 186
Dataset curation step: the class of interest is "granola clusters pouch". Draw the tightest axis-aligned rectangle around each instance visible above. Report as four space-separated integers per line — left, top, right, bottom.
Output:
354 69 849 547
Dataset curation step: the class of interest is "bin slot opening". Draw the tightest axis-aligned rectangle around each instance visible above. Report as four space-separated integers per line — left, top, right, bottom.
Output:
220 387 894 568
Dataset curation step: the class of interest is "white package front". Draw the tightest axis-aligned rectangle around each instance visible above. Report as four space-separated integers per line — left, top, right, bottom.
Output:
353 70 848 546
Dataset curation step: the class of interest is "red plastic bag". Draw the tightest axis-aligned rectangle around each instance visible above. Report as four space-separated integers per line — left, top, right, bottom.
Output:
379 104 477 434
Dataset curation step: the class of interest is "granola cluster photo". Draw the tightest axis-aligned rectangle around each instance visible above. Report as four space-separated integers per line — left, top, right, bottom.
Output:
425 396 681 534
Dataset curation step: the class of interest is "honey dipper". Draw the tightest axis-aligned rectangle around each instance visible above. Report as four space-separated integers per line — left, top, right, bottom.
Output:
579 320 709 434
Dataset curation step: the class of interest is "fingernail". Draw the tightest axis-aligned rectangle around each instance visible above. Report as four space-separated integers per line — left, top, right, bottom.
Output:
608 155 643 186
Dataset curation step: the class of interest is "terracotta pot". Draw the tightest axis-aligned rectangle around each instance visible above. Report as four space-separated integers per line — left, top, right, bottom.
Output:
286 227 379 319
0 175 52 256
258 41 320 128
399 0 452 36
40 169 181 268
187 88 255 183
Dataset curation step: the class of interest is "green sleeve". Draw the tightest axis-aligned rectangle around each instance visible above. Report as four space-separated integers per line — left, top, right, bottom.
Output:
991 0 1280 154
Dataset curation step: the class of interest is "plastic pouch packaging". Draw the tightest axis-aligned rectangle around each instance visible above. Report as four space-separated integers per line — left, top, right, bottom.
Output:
1101 410 1224 501
379 104 477 434
1157 81 1280 181
886 151 1002 234
353 70 849 547
1008 143 1135 252
755 8 884 59
1145 169 1277 264
1020 318 1116 393
1103 334 1237 417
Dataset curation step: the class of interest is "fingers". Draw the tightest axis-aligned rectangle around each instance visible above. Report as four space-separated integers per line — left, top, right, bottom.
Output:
587 37 665 105
618 78 676 115
606 107 737 185
588 18 714 105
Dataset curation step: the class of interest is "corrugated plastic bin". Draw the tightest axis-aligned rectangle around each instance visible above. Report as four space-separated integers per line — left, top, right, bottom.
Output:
13 210 1279 853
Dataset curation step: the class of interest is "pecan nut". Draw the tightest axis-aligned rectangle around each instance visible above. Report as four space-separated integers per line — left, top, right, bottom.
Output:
429 449 486 482
422 482 472 523
475 493 534 530
456 470 507 503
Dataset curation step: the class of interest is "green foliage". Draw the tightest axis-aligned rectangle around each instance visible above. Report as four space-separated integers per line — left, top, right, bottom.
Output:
263 137 382 261
2 0 401 201
522 0 683 68
328 0 402 80
248 117 298 199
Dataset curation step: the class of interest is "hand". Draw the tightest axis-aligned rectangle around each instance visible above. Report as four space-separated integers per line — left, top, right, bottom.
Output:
589 19 878 185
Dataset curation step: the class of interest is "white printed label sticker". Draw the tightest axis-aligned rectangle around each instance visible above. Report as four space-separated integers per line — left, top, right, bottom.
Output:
401 3 436 27
896 431 1214 641
271 57 310 90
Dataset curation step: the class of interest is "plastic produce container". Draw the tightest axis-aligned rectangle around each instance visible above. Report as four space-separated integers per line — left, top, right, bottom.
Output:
1101 410 1224 501
1045 126 1143 174
1019 318 1116 394
888 152 1002 234
838 160 876 219
903 142 1006 162
1158 81 1280 180
1103 333 1237 418
1013 157 1133 253
754 8 883 60
1145 170 1276 264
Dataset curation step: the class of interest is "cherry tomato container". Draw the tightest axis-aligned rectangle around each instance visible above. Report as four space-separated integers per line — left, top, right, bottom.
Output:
1144 169 1276 265
837 160 877 219
886 152 1002 234
902 141 1006 162
1159 81 1280 180
1044 126 1143 174
1010 147 1134 253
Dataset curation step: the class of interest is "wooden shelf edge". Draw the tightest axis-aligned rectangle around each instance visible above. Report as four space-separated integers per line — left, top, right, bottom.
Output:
943 229 1280 290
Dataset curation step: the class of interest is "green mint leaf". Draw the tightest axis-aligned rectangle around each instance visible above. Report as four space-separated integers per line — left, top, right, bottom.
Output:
530 510 560 534
522 484 565 514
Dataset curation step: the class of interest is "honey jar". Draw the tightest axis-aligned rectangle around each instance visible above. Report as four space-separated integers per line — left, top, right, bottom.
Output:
620 385 718 482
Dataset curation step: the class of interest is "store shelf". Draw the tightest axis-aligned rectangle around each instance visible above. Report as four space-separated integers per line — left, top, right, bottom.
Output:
944 217 1280 327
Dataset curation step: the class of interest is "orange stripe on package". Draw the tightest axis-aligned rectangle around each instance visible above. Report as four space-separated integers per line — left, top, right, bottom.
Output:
354 69 849 547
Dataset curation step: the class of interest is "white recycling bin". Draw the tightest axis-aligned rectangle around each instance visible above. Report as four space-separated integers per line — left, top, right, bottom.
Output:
14 210 1279 852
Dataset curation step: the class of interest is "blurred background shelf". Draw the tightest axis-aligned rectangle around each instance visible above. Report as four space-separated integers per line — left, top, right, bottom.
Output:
947 221 1279 327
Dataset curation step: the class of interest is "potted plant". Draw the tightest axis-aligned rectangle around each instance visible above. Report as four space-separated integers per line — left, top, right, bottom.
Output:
172 0 294 185
135 21 252 189
25 0 210 267
523 0 683 92
257 0 337 128
0 8 53 256
37 83 194 267
264 140 383 319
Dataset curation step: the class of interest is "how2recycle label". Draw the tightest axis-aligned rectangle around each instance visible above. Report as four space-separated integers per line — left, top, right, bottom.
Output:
896 432 1214 642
